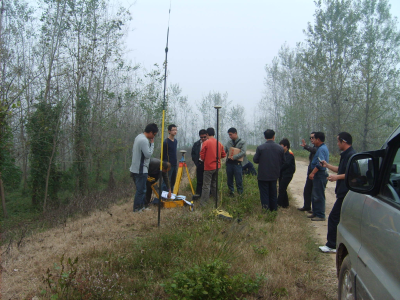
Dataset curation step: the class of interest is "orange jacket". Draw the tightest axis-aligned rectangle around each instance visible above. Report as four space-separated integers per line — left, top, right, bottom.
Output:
200 137 227 171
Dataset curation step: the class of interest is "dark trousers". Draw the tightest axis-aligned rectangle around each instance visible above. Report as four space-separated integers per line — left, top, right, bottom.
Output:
162 164 177 192
277 176 293 208
303 176 313 210
258 180 278 211
131 172 147 211
226 163 243 194
196 162 204 195
326 197 344 249
146 173 160 206
311 174 328 218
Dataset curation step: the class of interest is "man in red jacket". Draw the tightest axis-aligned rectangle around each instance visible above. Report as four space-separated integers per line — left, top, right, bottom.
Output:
199 127 226 206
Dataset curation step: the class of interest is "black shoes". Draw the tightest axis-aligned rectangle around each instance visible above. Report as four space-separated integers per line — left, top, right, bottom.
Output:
297 207 311 211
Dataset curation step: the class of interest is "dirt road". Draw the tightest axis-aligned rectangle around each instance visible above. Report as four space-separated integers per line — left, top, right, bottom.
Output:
289 158 337 260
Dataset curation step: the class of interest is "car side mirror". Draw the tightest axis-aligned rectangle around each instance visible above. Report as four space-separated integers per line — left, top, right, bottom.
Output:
346 153 380 194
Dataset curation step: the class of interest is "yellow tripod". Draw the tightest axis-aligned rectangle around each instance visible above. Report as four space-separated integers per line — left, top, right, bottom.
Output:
173 150 199 199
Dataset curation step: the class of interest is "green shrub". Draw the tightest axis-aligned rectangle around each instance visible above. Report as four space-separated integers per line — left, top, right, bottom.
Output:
162 259 263 300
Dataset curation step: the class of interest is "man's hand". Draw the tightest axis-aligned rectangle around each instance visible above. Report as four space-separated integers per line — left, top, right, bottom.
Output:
301 139 306 147
320 160 328 168
150 138 154 144
228 156 234 160
168 190 172 199
328 174 339 182
309 173 315 180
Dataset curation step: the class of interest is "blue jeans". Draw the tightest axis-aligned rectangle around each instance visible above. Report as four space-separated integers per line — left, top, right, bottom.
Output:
162 164 177 192
311 173 328 218
226 163 243 194
131 172 147 211
258 180 277 211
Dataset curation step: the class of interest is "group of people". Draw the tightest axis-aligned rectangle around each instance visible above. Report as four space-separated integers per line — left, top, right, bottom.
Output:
297 131 355 253
129 123 355 254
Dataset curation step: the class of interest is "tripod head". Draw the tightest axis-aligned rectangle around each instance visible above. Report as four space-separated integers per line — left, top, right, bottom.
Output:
179 150 187 162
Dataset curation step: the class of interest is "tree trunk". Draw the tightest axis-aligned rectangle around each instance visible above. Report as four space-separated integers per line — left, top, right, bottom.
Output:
0 173 7 218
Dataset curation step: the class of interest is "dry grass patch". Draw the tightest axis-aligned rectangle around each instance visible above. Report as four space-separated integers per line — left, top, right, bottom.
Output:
2 171 337 299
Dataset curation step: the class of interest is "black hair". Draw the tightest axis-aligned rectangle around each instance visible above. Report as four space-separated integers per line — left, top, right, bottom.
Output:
311 131 316 135
162 161 171 171
206 127 215 136
144 123 158 134
168 124 177 131
264 129 275 139
338 132 352 145
279 138 290 149
314 132 325 142
227 127 237 134
199 129 207 136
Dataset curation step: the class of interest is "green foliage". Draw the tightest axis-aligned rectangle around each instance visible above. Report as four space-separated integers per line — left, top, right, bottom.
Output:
272 287 288 297
42 255 79 299
0 125 21 189
74 88 91 194
27 102 61 206
252 245 269 255
162 260 263 300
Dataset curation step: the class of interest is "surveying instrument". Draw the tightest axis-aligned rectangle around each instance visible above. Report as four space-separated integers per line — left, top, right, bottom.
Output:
173 150 200 200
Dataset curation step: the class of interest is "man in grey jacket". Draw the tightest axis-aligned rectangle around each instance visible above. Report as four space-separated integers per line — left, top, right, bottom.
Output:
224 128 248 195
129 123 158 212
253 129 285 211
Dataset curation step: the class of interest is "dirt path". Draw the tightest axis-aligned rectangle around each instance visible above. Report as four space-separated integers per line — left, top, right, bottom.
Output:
289 158 337 260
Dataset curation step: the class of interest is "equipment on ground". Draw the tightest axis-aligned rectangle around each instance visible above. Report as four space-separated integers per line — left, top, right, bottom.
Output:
173 150 200 201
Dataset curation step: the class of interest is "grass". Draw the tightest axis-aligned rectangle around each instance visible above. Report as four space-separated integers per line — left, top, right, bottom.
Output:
23 158 336 300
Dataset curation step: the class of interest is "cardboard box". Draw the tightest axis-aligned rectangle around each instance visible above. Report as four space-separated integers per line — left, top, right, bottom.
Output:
229 147 243 161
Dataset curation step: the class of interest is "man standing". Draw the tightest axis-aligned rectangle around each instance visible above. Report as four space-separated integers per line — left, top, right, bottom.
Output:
253 129 285 211
308 132 329 221
319 132 355 253
191 129 208 196
297 132 317 212
224 127 248 196
199 128 226 206
162 124 178 191
146 158 172 206
277 138 296 208
129 123 158 212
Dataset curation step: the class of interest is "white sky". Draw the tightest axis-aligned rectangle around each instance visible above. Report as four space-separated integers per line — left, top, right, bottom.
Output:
124 0 400 114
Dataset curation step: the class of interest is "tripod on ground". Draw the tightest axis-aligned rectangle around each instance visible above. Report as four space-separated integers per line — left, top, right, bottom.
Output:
173 150 199 199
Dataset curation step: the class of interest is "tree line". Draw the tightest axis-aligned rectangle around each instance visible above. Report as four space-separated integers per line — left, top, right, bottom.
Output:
258 0 400 153
0 0 399 216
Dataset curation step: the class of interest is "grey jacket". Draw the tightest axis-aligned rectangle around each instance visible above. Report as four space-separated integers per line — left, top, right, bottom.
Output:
224 137 249 166
253 140 285 181
129 133 154 174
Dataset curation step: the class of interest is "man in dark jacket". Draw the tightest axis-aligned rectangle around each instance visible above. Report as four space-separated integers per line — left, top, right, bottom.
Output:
297 132 317 212
277 138 296 208
319 132 356 253
191 129 207 196
253 129 285 211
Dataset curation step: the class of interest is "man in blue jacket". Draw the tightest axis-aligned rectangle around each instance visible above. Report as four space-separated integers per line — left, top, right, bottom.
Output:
253 129 285 211
308 132 329 221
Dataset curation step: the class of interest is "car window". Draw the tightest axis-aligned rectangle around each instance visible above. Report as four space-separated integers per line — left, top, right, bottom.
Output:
381 147 400 204
348 156 375 191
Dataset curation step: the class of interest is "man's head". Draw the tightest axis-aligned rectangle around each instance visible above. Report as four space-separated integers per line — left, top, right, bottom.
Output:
199 129 207 141
144 123 158 139
313 132 325 146
279 138 290 152
162 161 171 173
168 124 177 137
227 127 238 140
264 129 275 140
206 127 215 137
310 131 316 145
337 132 352 151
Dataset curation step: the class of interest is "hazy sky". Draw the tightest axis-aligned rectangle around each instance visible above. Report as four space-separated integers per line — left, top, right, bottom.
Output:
124 0 400 114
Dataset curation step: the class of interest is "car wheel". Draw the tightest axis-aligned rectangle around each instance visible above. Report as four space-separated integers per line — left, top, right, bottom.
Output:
338 256 355 300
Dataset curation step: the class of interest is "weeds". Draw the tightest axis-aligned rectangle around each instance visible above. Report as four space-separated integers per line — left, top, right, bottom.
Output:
162 259 264 300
